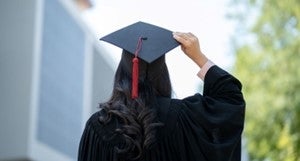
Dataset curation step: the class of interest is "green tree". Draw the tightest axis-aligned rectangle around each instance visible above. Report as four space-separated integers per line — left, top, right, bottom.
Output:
228 0 300 160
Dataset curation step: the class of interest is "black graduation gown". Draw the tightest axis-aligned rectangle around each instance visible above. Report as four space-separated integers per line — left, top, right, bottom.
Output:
78 66 245 161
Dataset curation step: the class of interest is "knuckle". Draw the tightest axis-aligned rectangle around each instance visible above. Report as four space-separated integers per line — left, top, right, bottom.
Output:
186 41 192 47
191 37 198 43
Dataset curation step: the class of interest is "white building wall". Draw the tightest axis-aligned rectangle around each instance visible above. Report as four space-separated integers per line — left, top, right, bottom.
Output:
0 0 37 159
0 0 114 160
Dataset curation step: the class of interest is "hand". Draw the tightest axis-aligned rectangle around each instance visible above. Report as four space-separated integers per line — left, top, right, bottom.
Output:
173 32 208 68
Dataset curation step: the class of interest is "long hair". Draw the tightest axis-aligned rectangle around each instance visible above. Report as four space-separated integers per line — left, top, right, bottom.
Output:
99 50 172 160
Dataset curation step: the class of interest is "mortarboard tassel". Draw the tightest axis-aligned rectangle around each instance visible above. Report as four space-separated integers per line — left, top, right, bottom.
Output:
132 37 146 99
132 57 139 99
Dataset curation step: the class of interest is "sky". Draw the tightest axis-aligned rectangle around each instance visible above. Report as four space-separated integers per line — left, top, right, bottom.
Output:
82 0 236 98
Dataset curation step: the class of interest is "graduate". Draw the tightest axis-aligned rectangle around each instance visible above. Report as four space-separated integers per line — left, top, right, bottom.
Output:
78 21 245 161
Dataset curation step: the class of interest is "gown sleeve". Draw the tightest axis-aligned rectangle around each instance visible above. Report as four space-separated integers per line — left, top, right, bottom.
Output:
171 65 245 161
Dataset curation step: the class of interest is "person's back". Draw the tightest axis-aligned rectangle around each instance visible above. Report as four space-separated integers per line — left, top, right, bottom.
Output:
78 22 245 161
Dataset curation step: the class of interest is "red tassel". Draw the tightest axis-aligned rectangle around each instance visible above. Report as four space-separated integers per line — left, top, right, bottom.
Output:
131 37 146 99
132 57 139 99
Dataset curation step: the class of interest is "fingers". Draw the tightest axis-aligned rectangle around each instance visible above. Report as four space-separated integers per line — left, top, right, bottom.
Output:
173 32 199 55
173 32 198 47
173 32 189 43
173 32 196 40
173 32 187 44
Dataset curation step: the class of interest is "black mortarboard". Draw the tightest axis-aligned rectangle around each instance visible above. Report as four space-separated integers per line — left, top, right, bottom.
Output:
100 21 179 99
100 21 180 63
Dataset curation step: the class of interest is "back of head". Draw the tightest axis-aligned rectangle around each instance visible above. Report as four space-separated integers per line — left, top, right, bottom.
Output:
116 50 172 99
99 50 172 161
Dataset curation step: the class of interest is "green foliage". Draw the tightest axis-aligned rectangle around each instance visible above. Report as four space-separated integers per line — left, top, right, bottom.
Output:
229 0 300 160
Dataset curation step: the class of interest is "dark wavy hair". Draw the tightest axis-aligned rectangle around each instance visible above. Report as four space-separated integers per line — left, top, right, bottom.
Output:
99 50 172 160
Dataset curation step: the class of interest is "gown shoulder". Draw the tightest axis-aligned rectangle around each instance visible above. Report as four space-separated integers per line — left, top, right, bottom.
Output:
156 66 245 160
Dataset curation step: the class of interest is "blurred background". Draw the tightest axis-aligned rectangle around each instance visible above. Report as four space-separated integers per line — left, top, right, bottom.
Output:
0 0 299 161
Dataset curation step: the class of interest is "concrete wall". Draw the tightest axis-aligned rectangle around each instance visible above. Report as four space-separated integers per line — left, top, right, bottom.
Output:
0 0 37 159
0 0 114 160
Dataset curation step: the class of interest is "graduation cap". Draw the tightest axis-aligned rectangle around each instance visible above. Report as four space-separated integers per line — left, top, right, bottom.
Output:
100 21 180 99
